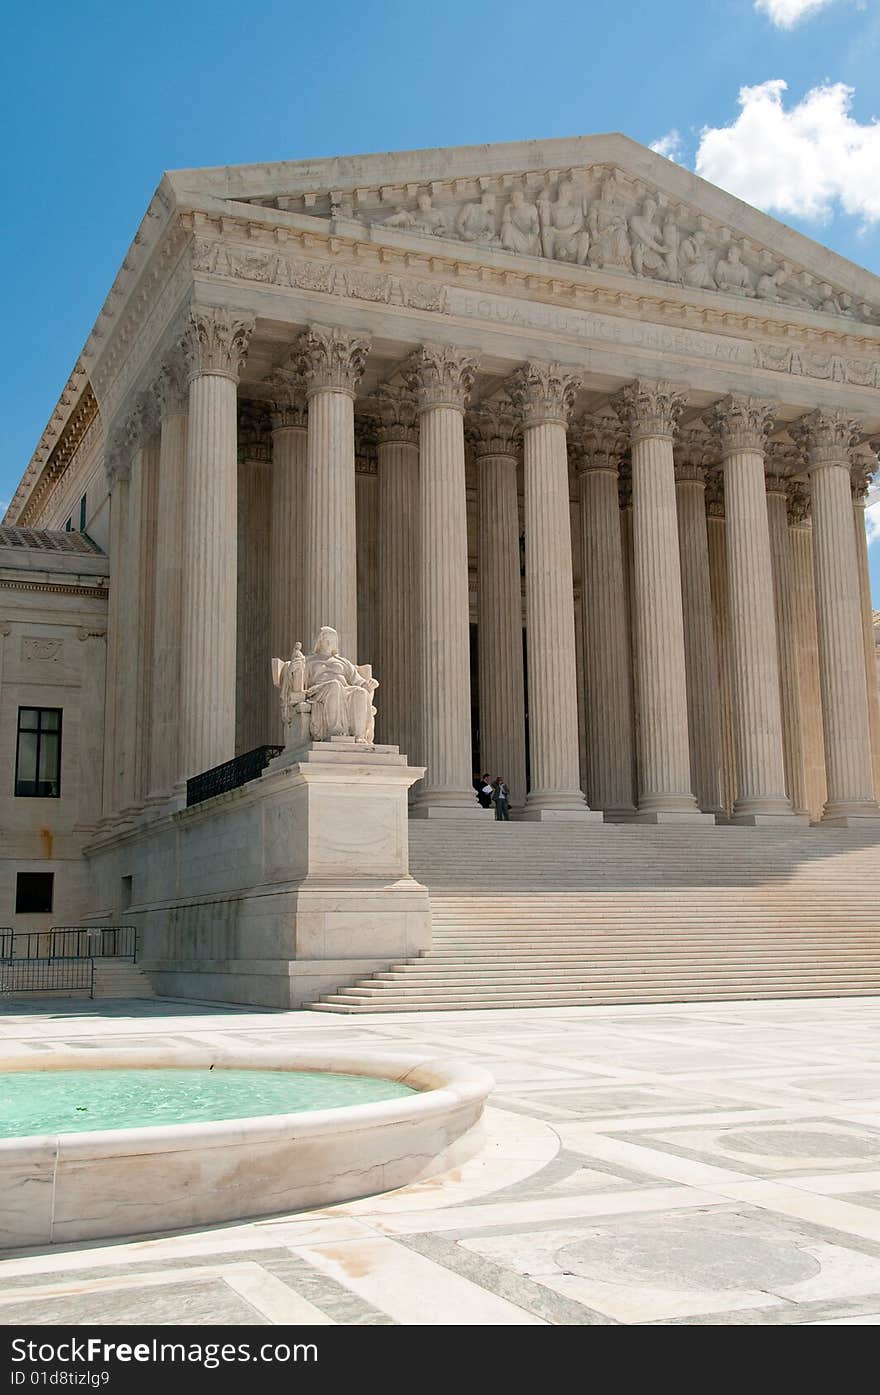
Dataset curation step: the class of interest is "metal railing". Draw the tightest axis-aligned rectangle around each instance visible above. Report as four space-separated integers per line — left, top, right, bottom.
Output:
0 958 94 997
186 745 283 808
0 926 137 962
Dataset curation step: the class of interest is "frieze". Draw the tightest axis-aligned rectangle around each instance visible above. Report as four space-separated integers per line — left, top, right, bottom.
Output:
22 637 63 662
192 239 448 315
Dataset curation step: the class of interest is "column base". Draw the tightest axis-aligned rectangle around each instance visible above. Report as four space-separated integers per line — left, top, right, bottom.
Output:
821 801 880 827
730 812 811 827
523 790 600 821
409 803 487 819
600 806 639 823
634 809 716 825
520 806 604 822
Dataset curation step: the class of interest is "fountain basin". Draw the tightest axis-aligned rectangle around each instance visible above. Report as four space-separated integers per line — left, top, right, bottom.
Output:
0 1046 492 1248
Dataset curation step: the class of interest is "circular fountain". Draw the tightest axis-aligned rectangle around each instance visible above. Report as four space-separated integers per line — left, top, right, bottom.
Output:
0 1046 492 1248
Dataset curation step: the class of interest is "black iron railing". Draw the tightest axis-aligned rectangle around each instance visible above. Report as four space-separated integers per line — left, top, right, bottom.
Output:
186 745 283 808
0 958 94 997
0 926 137 962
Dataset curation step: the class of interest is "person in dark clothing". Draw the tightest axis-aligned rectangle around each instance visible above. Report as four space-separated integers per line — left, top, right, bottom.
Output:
476 773 494 809
492 776 510 820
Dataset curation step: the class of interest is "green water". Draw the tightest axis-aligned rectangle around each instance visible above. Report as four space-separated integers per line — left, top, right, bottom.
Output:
0 1068 416 1139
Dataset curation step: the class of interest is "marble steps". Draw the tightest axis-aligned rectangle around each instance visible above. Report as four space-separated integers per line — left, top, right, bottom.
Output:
311 986 880 1013
91 961 156 999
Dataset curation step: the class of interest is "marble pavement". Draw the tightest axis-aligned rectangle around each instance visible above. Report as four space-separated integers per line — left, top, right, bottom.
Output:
3 997 880 1325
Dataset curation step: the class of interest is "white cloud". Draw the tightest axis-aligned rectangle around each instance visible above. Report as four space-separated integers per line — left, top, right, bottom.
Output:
650 129 684 163
866 500 880 548
755 0 839 28
695 79 880 225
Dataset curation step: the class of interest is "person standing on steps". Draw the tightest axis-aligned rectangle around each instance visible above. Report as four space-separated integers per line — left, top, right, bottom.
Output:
476 773 494 809
492 776 511 821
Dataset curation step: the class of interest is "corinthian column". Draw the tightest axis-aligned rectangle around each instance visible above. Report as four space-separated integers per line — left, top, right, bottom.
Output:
576 417 635 817
613 381 707 822
147 355 188 802
405 344 480 816
470 401 527 810
852 462 880 800
765 446 807 815
373 390 421 764
795 411 879 823
706 478 737 817
180 305 254 778
788 484 826 821
236 403 271 753
266 378 308 740
675 436 722 815
101 431 131 820
296 324 370 661
510 363 595 819
711 395 798 824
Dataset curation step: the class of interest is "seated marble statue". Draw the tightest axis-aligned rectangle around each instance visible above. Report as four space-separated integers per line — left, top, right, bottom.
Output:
272 628 378 744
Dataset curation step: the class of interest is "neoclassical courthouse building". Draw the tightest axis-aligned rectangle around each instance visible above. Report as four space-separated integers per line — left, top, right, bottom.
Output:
2 134 879 1006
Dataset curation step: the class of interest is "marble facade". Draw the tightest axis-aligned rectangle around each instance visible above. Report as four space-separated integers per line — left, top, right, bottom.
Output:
3 132 880 944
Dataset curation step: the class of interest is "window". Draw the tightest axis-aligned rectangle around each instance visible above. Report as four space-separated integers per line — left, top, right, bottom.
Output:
15 708 62 797
16 872 54 915
65 516 72 532
79 494 87 531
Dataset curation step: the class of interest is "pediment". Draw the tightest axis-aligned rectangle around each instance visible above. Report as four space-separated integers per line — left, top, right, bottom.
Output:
168 134 880 326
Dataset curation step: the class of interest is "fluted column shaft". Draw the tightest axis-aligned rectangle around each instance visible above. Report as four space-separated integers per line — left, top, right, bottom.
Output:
853 490 880 800
800 411 878 820
788 499 826 821
377 429 421 764
180 307 254 778
766 481 807 814
675 465 722 814
237 450 271 753
511 364 592 818
714 397 793 821
579 453 635 816
148 369 187 799
477 446 526 809
614 382 703 821
268 411 307 739
101 464 129 819
706 501 737 817
296 326 370 662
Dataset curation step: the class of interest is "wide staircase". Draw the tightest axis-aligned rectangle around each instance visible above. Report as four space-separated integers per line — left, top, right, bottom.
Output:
310 821 880 1013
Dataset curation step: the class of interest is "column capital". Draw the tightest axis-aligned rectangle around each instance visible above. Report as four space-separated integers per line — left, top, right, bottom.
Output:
104 423 132 487
183 306 255 383
402 343 479 412
295 323 371 398
265 371 308 430
366 386 419 446
467 398 521 458
786 480 812 527
153 352 188 420
710 394 777 456
508 361 580 428
237 400 272 465
851 454 876 504
612 379 687 442
705 471 726 518
674 428 715 483
575 414 627 474
791 408 861 470
618 461 633 510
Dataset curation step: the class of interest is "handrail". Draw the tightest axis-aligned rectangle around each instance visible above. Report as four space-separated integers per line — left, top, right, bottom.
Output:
0 926 137 963
186 745 283 808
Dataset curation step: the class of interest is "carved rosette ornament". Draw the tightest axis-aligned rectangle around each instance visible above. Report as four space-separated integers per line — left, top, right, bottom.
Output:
183 306 255 383
367 386 419 447
508 361 580 428
612 380 687 443
467 398 521 458
710 395 777 457
403 344 479 412
792 408 862 472
295 324 371 398
575 415 627 474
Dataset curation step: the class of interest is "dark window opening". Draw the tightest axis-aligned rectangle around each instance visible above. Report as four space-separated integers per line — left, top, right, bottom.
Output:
65 517 72 532
79 494 87 531
16 872 54 915
15 707 62 797
120 875 132 912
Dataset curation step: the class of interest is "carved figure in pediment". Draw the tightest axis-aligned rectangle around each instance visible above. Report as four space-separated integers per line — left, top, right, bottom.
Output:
715 244 755 296
755 265 811 307
456 190 500 245
500 188 541 256
538 180 590 265
629 197 673 280
680 229 717 290
661 214 682 283
587 173 632 271
383 192 447 238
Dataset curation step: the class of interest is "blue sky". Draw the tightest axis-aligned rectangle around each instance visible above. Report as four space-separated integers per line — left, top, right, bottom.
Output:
1 0 878 598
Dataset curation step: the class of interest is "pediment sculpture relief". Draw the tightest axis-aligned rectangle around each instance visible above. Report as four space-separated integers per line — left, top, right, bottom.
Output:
250 166 879 325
